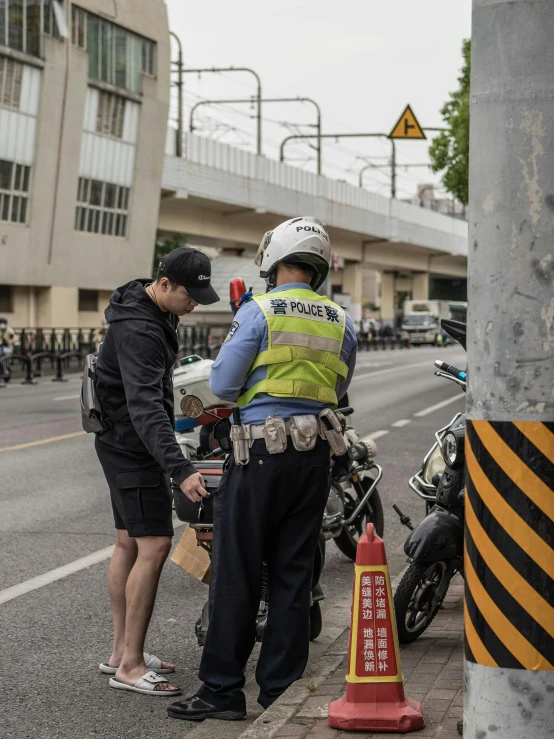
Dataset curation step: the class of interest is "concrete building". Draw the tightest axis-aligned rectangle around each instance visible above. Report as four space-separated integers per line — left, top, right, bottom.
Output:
0 0 170 328
0 2 467 331
403 183 467 220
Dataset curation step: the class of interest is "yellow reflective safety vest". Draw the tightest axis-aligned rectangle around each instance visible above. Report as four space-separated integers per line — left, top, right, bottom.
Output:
237 288 348 408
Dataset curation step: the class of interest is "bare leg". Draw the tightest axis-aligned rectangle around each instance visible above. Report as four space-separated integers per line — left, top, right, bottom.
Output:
115 536 177 691
107 529 137 667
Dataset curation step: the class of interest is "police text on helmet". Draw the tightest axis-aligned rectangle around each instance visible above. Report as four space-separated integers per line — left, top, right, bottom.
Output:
295 225 329 240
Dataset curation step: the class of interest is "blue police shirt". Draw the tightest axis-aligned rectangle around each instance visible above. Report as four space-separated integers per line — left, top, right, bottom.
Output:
209 282 357 425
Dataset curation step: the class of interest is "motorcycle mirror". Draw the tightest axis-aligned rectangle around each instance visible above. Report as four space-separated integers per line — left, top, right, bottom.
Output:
180 394 204 418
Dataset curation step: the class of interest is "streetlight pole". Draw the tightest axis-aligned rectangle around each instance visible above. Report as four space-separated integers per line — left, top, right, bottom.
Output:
189 97 322 173
280 133 396 198
358 162 382 188
179 67 263 155
169 31 183 157
359 162 432 189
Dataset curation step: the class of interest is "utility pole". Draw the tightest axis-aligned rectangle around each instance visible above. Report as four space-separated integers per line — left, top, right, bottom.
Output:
390 138 396 199
189 97 322 173
169 32 184 157
465 1 554 737
181 67 263 155
280 133 396 198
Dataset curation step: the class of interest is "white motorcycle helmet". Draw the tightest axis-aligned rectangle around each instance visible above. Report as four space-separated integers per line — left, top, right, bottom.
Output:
254 217 331 291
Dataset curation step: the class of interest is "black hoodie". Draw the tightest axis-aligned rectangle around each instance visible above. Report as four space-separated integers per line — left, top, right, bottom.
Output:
95 279 194 486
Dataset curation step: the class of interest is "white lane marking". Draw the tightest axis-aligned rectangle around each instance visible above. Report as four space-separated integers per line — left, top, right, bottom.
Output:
0 546 115 606
0 516 185 606
367 430 390 441
52 394 80 401
352 360 431 381
392 419 411 428
413 393 465 418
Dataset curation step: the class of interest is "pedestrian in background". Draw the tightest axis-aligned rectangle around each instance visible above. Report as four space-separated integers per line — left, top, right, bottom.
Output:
0 316 16 382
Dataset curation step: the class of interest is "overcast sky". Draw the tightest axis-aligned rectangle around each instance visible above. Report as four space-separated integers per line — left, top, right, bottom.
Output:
165 0 471 200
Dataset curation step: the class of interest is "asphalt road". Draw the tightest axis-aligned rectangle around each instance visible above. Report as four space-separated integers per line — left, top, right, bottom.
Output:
0 344 466 739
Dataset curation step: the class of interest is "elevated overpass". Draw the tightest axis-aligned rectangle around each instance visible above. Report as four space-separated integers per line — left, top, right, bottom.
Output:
160 133 468 320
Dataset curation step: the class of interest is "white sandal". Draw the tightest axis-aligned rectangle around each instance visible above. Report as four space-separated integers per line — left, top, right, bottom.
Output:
99 652 175 675
109 670 182 696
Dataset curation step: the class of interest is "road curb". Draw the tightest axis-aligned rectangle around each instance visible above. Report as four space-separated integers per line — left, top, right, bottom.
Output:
233 565 409 739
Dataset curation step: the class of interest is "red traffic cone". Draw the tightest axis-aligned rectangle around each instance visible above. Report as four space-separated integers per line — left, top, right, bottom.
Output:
328 523 424 733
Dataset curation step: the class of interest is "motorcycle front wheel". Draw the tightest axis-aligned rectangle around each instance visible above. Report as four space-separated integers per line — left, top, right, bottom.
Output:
334 478 384 561
394 561 447 643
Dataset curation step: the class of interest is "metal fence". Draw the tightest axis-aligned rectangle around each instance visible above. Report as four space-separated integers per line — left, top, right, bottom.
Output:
1 324 411 385
1 325 232 383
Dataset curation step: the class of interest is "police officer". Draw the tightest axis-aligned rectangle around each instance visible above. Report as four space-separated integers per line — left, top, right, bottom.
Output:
168 217 357 722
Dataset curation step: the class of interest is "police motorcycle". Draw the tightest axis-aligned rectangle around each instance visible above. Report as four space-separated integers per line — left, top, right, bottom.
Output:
393 319 467 643
173 354 384 563
324 410 384 559
171 390 327 646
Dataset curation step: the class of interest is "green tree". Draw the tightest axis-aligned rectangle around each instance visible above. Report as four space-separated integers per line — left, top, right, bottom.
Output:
152 232 188 278
429 40 470 205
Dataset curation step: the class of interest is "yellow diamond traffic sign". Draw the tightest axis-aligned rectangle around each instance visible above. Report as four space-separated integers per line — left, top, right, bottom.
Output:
389 105 426 140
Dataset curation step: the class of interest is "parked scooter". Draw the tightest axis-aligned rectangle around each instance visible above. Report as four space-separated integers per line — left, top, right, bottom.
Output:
393 320 467 643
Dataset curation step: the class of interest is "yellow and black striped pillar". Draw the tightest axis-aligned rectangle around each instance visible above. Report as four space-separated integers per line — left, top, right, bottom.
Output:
464 420 554 732
468 0 554 733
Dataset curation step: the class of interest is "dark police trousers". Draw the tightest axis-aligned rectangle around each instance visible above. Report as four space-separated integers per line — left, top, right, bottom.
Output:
197 437 331 711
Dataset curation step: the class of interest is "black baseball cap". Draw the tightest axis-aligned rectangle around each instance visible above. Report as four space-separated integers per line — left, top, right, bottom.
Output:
158 248 220 305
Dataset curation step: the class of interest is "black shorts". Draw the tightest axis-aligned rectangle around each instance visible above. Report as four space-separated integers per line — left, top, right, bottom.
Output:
95 437 174 538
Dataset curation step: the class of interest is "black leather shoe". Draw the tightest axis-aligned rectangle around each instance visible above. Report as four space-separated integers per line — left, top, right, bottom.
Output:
167 695 246 722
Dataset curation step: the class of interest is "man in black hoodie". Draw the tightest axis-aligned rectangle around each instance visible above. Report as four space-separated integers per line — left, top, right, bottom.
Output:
95 248 219 696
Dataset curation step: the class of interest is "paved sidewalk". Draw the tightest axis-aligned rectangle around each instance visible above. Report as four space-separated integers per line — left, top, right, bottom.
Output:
237 576 464 739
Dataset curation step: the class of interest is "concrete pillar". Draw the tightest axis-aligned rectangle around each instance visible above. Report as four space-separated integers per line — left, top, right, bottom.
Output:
412 272 429 300
10 286 31 326
380 272 396 322
37 286 78 328
362 268 380 307
465 1 554 736
342 262 363 321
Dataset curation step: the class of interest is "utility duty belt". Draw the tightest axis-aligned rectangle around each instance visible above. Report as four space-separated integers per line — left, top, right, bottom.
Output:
230 408 348 466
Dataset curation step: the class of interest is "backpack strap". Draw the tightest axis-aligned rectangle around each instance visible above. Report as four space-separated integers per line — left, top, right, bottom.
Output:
102 403 129 430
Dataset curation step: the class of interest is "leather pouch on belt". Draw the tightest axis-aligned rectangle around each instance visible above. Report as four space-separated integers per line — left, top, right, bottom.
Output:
319 408 348 456
263 415 287 454
290 415 318 452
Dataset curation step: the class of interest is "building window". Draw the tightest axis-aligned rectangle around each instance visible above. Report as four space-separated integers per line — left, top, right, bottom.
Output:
96 91 126 138
78 289 98 312
141 39 155 76
71 5 86 49
0 57 23 109
0 0 65 55
1 0 40 56
80 8 156 93
75 177 130 237
0 159 30 224
0 285 14 313
43 0 68 40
